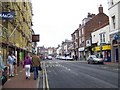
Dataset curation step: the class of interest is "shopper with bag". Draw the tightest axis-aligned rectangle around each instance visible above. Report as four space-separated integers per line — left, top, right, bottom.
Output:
32 52 41 80
24 54 32 80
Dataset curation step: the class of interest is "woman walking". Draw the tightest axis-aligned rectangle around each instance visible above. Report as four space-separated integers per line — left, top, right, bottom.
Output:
24 54 32 80
7 52 14 77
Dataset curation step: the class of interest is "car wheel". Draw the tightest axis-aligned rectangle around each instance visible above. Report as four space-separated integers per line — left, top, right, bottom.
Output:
92 60 94 64
101 62 104 64
88 61 90 64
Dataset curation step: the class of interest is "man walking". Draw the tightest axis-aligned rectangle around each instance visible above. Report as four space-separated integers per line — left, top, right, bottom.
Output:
32 52 41 80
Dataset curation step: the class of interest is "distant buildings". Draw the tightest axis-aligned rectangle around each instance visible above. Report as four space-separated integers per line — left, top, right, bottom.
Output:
37 46 56 57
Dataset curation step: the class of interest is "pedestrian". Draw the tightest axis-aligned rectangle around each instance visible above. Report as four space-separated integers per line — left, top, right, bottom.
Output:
75 55 78 61
0 50 5 90
32 52 41 80
12 53 18 75
7 52 14 77
72 55 75 60
0 50 5 71
100 53 103 58
24 53 32 80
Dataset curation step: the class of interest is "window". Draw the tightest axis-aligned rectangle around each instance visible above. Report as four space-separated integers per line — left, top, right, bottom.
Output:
79 30 81 37
103 34 105 42
99 33 105 43
79 39 81 44
111 0 114 5
100 34 102 42
112 16 115 29
23 2 26 7
82 28 84 35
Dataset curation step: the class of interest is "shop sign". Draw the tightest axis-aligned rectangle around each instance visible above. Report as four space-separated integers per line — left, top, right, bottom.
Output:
114 34 119 40
102 45 111 50
32 34 40 42
0 12 15 20
92 48 95 51
95 46 100 51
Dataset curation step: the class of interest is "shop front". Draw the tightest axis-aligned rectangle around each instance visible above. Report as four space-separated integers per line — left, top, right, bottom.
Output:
78 47 85 60
92 45 111 62
110 33 120 63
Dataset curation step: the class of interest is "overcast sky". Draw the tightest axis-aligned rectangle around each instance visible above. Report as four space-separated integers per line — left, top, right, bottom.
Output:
31 0 109 48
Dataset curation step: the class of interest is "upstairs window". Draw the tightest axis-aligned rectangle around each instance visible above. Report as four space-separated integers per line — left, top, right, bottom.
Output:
99 33 106 43
82 28 84 35
111 0 114 5
112 15 115 29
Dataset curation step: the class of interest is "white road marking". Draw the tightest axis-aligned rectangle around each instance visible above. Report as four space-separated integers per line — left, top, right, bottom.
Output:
113 68 119 71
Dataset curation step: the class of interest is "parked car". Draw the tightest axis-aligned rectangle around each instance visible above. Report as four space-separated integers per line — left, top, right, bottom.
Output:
56 55 60 59
59 56 73 60
87 55 104 64
59 56 65 60
66 56 73 60
47 56 52 60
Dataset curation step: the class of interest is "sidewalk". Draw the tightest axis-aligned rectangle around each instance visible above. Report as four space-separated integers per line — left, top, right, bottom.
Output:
1 66 38 89
104 62 119 68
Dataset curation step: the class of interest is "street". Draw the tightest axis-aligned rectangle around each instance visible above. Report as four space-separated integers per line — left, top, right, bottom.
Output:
39 58 118 89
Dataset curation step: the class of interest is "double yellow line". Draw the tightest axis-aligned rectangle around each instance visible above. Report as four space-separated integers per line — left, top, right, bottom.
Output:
43 62 50 90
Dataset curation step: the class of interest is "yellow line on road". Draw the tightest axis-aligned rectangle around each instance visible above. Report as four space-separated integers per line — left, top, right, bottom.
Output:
43 69 45 89
45 68 49 90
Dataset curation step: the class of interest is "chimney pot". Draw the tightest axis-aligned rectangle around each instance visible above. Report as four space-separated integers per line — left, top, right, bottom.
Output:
98 4 103 13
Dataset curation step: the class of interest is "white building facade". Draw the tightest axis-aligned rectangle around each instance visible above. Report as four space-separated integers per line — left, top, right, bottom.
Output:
108 0 120 63
92 24 111 62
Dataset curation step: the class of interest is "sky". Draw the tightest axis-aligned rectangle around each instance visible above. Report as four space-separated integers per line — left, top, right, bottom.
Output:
31 0 109 48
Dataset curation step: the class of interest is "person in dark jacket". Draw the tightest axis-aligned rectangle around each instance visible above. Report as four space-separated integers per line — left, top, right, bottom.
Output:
24 54 32 79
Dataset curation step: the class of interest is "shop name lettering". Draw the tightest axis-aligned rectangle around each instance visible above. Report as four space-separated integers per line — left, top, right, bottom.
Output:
0 12 14 19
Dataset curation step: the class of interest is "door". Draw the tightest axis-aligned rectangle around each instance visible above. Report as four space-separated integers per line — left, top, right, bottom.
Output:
115 48 119 62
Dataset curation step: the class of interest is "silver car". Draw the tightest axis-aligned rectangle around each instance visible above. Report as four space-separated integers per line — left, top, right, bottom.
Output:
47 56 52 60
87 55 104 64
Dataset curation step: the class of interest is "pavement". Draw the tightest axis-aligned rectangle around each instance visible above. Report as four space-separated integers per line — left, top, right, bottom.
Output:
104 62 119 68
1 65 39 89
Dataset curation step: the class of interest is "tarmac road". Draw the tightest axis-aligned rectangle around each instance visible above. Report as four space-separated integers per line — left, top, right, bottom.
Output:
40 59 118 89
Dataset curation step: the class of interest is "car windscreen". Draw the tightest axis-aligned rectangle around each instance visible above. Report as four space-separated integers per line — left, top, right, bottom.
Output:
91 55 96 58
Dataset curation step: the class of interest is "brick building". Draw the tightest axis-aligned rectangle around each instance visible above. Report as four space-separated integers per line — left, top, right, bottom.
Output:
77 5 109 60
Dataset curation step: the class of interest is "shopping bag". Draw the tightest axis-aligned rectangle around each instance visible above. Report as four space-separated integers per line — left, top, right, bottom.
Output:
1 75 7 85
30 65 33 72
38 65 42 71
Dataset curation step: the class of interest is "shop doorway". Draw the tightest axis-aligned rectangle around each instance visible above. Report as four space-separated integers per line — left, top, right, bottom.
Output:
115 48 119 62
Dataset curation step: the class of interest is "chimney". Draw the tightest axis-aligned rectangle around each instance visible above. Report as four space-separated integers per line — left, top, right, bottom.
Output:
91 14 95 18
87 13 92 17
79 24 81 27
98 4 103 13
